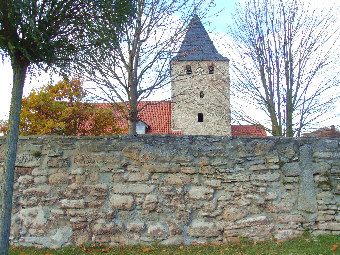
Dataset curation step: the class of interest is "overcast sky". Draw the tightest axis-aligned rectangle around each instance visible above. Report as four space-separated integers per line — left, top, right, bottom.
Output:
0 0 338 132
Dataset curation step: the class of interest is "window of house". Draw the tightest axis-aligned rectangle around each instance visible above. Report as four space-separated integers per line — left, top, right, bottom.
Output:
208 65 214 74
186 65 192 75
198 113 203 122
200 91 204 98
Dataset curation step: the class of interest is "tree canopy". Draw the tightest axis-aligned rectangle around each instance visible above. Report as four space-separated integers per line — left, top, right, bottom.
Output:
0 78 124 136
228 0 339 136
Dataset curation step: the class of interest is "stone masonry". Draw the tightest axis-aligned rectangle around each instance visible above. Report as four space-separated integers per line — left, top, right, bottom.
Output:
0 135 339 248
170 14 231 136
171 60 231 136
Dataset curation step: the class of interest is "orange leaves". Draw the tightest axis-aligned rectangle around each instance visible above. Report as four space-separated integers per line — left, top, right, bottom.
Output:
141 246 153 252
1 78 123 136
79 244 115 253
331 244 338 251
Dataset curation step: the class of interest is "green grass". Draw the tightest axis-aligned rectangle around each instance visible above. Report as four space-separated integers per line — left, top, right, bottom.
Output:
9 234 339 255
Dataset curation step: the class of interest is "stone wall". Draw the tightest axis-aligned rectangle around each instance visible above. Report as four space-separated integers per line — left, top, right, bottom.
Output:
0 135 339 248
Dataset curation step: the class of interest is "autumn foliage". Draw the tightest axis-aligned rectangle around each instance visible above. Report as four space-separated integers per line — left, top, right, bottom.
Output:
0 78 124 136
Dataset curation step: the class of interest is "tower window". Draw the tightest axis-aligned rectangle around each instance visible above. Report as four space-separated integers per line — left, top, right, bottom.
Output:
200 91 204 98
208 65 214 74
186 65 192 75
198 113 203 122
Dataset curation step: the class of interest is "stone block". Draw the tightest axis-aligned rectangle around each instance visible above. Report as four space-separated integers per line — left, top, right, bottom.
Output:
147 224 168 240
16 154 41 167
74 175 86 184
316 214 335 221
163 174 191 186
127 171 151 182
92 220 115 235
126 222 145 233
265 156 279 164
23 185 51 196
251 172 280 182
49 172 69 185
204 179 221 188
274 230 302 240
201 202 217 213
88 172 99 182
50 209 65 216
316 191 334 202
49 226 73 249
188 186 214 200
34 176 47 184
181 166 197 174
110 194 134 210
18 175 34 185
71 167 84 175
47 157 69 168
224 216 270 230
92 235 111 243
112 183 155 194
18 206 47 231
32 168 56 176
188 220 220 237
318 222 340 231
248 164 268 171
59 199 85 209
74 154 98 167
266 199 295 213
223 207 248 222
216 191 233 201
161 236 185 245
73 230 91 245
88 184 109 198
274 214 306 224
142 195 158 211
142 163 174 173
265 191 278 200
313 152 333 159
122 145 142 160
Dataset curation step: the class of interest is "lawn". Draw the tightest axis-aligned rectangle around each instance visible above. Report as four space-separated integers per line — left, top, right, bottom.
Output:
9 234 339 255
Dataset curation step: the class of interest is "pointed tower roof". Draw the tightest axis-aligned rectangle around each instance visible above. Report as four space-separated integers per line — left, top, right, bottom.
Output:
173 15 229 61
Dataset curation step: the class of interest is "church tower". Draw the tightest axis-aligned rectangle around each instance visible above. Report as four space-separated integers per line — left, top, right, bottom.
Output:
171 15 231 136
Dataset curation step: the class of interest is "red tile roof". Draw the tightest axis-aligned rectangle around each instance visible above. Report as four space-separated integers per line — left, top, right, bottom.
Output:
303 125 340 138
137 101 182 135
231 125 267 136
103 101 266 136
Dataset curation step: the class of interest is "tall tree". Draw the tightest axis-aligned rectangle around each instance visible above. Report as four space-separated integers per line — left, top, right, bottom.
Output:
0 78 124 136
77 0 210 134
228 0 339 136
0 1 132 253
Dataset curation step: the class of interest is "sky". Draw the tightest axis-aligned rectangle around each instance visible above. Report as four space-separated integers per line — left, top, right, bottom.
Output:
0 0 338 133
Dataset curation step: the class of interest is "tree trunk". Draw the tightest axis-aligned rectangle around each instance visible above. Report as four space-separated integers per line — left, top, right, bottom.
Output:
128 105 137 135
0 59 28 255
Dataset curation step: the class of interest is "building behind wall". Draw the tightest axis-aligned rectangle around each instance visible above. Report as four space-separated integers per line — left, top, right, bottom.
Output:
93 15 266 137
170 15 231 136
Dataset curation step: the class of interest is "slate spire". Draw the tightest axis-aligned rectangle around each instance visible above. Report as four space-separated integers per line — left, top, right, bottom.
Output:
173 15 228 61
